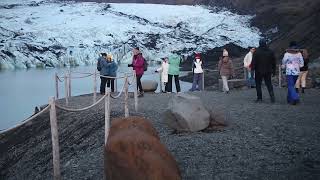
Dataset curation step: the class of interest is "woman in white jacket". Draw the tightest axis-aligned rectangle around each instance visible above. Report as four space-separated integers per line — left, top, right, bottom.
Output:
190 53 204 91
155 57 169 92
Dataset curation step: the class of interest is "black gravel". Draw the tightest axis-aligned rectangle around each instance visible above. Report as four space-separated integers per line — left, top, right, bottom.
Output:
1 88 320 180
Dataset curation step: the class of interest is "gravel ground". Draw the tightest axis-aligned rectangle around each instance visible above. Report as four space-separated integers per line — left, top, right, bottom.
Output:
1 88 320 180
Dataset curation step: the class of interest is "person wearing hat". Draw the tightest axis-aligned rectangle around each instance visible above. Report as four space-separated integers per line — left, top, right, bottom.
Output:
99 53 118 94
155 57 169 93
97 52 107 72
281 41 304 105
243 47 256 88
251 39 276 103
190 53 204 91
218 49 235 93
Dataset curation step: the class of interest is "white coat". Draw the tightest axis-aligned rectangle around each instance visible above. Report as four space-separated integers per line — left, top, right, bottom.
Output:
243 51 253 69
157 61 169 83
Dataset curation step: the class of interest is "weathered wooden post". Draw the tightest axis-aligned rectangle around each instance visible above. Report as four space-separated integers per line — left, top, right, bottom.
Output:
278 65 282 88
49 97 61 180
124 74 129 117
105 88 110 145
68 69 71 97
55 73 59 99
64 73 69 105
133 71 138 112
202 70 205 91
93 70 97 103
159 72 162 93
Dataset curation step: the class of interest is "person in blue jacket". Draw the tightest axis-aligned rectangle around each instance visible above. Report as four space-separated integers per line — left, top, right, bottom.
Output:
99 54 118 94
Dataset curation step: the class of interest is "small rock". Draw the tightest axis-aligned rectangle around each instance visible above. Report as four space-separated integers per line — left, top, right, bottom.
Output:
142 80 158 92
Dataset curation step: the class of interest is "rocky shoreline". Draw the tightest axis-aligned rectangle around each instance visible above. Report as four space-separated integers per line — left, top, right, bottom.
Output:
1 89 320 179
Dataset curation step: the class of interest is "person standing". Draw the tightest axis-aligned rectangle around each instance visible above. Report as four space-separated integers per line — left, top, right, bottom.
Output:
243 47 256 88
190 53 204 91
97 53 106 72
99 53 118 94
218 49 235 93
281 41 304 105
251 39 276 103
155 57 169 93
128 47 145 97
295 49 309 93
167 54 181 93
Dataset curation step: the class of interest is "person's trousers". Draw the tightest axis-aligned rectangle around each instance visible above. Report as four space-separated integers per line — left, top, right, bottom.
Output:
161 82 168 92
287 75 299 103
295 71 308 88
167 74 181 93
136 75 143 92
100 77 115 93
221 76 229 92
191 73 203 91
245 69 255 87
255 73 274 100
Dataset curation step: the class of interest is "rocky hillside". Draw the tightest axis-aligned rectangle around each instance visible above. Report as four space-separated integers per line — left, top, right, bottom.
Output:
70 0 320 59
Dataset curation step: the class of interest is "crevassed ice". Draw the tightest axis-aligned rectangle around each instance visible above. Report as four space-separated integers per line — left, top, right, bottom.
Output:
0 1 261 69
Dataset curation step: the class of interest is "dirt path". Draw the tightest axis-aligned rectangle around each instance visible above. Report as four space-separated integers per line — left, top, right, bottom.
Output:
1 88 320 179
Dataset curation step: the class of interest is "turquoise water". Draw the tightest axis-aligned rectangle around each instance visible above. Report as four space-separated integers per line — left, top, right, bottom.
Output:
0 65 191 130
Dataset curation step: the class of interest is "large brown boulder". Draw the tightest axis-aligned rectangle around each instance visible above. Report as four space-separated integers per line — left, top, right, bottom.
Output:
105 116 181 180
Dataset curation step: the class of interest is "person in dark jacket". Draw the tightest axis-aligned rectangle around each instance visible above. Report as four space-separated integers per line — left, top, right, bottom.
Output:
99 54 118 94
251 39 276 103
97 53 106 72
295 49 309 93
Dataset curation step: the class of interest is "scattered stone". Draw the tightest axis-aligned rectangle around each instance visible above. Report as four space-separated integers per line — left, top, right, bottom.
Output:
105 116 181 180
142 80 158 92
164 93 210 132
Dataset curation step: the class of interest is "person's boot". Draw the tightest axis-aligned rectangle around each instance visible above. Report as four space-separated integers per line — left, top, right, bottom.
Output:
302 88 305 94
255 98 262 103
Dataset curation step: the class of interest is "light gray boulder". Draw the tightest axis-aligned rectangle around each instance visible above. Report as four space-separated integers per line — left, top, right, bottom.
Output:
142 80 158 92
164 93 210 132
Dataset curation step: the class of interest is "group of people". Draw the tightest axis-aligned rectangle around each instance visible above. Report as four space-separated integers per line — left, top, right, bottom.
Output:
97 39 310 105
241 39 309 105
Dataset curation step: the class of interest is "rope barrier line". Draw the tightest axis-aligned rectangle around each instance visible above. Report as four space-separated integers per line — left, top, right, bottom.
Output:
56 76 64 82
110 80 127 99
99 74 133 79
70 74 93 79
70 71 94 75
0 105 51 134
55 94 106 112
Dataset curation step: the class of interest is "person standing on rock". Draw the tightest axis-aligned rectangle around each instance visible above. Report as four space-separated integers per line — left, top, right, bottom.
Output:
251 39 276 103
281 41 304 105
167 53 181 93
243 47 256 88
155 57 169 93
218 49 235 94
128 47 145 97
99 53 118 94
190 53 204 91
295 49 309 93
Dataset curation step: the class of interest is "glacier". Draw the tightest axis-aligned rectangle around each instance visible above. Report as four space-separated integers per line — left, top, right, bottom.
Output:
0 0 261 69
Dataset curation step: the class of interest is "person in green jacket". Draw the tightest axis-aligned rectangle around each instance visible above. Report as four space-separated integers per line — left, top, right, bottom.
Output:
167 54 181 93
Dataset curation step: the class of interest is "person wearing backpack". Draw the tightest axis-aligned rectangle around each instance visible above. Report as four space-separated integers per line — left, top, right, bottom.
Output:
167 53 181 93
128 47 145 97
190 53 204 91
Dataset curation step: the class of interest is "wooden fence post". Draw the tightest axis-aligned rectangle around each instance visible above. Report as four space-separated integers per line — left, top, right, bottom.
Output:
55 73 59 99
133 71 138 112
68 70 71 97
49 97 61 180
64 73 69 105
202 70 205 91
159 72 162 93
278 65 282 88
105 88 110 145
93 70 97 103
124 74 129 117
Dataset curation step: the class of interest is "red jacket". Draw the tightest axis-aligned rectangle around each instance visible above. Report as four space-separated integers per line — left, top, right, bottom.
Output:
132 54 145 75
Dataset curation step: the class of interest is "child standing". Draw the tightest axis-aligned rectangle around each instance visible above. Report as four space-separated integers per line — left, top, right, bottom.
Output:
155 57 169 93
190 53 204 91
218 49 235 93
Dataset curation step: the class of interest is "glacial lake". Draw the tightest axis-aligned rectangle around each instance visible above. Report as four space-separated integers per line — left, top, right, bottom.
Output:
0 65 192 131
